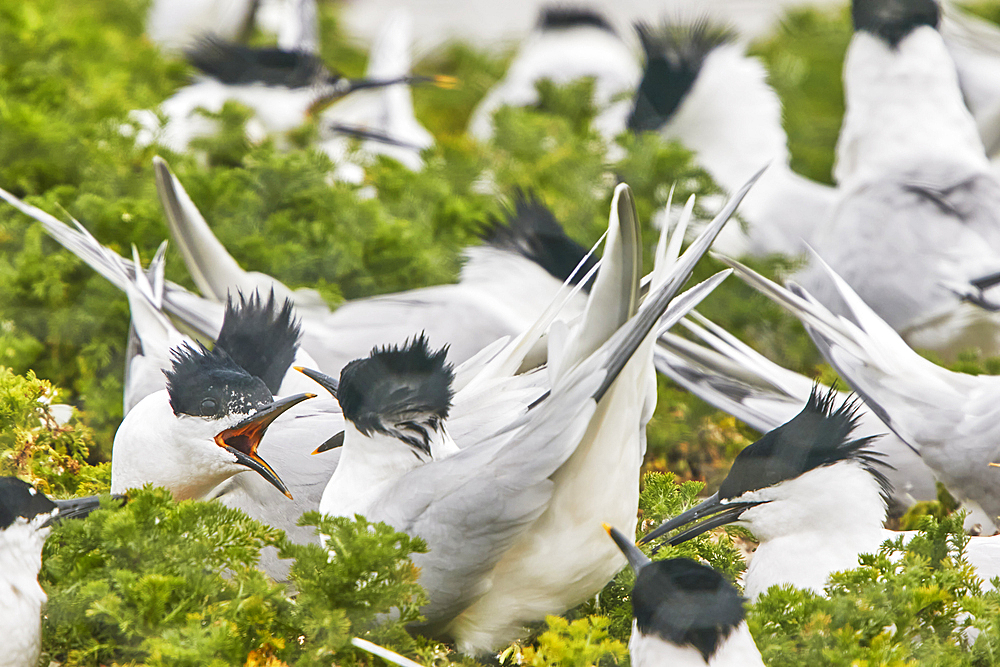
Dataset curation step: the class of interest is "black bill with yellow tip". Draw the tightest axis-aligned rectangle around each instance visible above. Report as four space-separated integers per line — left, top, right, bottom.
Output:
604 523 651 573
214 392 315 499
638 492 767 551
295 366 338 398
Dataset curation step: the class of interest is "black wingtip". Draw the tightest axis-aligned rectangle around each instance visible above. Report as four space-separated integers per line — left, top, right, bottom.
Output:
633 558 745 662
628 19 738 132
851 0 940 47
478 191 597 289
337 334 454 436
216 289 302 394
538 6 616 33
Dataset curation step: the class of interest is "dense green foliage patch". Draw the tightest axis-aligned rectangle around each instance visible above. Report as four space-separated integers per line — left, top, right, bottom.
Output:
5 0 1000 663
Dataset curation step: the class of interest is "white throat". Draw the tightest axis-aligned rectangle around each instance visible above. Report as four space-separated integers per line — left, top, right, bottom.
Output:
0 518 51 667
835 27 989 189
736 462 888 598
319 421 454 518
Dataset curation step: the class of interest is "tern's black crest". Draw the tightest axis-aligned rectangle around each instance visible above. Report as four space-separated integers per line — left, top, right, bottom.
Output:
0 478 57 530
628 20 737 132
718 385 891 501
633 558 745 662
187 38 332 88
479 192 598 289
852 0 940 47
215 290 301 395
539 6 616 33
338 334 453 455
165 343 273 419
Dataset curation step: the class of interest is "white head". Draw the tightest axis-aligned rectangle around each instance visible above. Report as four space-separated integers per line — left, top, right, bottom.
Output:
641 386 890 548
112 343 313 500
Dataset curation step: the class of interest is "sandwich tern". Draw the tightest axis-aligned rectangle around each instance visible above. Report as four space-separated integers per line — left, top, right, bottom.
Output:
467 6 640 146
604 525 764 667
303 173 757 652
0 477 106 667
799 0 1000 357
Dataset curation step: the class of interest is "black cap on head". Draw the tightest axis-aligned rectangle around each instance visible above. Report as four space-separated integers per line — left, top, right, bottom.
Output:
165 343 273 419
338 334 454 445
718 385 891 501
215 289 302 394
852 0 939 47
633 558 745 662
187 38 333 88
0 478 57 530
479 192 597 289
628 20 737 132
538 6 616 33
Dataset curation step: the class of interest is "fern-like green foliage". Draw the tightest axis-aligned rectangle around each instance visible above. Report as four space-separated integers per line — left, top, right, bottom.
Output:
517 616 627 667
750 513 1000 665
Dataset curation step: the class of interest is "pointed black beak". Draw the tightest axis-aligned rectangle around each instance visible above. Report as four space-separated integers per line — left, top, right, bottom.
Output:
312 430 345 455
308 74 457 116
604 523 651 573
639 492 767 550
214 392 315 499
43 494 124 527
295 366 338 398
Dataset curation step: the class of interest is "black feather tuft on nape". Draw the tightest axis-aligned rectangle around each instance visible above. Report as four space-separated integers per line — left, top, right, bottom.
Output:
215 290 302 394
718 384 892 501
338 334 454 452
479 191 598 289
187 38 333 88
628 20 737 132
538 6 616 33
852 0 940 48
633 558 745 662
165 343 272 419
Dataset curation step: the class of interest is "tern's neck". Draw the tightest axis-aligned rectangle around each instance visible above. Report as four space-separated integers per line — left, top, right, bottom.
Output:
319 422 450 518
739 462 888 598
835 28 989 188
661 45 790 192
629 620 763 667
0 520 49 605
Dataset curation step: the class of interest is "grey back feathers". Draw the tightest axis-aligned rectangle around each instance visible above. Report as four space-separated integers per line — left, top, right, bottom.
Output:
628 20 737 132
633 558 745 662
538 6 616 34
0 478 56 530
165 343 272 419
338 334 454 451
852 0 940 47
479 192 597 288
216 290 302 394
717 385 891 501
187 38 332 88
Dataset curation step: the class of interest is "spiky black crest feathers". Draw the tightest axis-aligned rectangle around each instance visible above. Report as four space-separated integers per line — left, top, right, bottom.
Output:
628 19 737 132
852 0 940 47
187 38 333 88
338 334 454 452
718 384 891 501
633 558 745 661
165 343 272 419
539 6 616 33
479 192 598 289
0 477 57 530
216 290 302 395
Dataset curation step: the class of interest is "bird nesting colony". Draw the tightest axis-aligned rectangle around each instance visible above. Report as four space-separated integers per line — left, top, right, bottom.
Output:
5 0 1000 664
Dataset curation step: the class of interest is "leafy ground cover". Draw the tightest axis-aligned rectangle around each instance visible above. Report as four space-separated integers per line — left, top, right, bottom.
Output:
4 0 1000 663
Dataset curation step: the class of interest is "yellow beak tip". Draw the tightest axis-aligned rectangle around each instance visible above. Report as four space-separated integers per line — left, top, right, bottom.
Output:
602 523 613 535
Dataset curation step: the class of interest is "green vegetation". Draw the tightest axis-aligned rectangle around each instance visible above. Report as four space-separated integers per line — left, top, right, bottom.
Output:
4 0 1000 663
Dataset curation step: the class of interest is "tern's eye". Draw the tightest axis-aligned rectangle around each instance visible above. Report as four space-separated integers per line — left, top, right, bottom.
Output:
200 398 219 416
